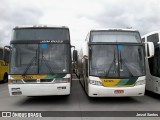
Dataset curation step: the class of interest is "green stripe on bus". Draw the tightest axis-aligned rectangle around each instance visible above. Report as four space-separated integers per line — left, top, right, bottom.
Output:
116 79 129 86
115 77 138 86
45 74 66 79
125 78 138 85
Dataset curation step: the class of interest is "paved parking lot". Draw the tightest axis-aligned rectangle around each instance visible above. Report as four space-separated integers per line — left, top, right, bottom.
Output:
0 78 160 120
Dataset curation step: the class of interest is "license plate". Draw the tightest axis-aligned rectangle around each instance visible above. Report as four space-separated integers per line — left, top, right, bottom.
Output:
114 90 124 94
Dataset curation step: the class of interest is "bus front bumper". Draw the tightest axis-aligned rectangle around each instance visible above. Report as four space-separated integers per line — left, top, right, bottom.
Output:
88 84 145 97
8 83 70 96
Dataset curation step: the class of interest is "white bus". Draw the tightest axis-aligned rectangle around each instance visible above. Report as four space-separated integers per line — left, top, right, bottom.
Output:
8 25 72 96
76 29 154 97
142 31 160 94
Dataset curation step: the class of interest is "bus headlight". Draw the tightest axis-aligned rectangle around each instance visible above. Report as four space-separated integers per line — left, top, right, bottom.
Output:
89 80 103 86
135 80 145 86
54 78 70 83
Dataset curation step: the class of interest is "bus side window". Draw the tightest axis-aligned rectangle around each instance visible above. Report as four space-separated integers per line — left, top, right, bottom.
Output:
147 33 159 43
85 59 88 77
148 47 159 76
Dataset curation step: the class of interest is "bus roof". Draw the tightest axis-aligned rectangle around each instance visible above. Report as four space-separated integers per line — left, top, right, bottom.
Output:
90 28 139 32
13 25 69 30
142 31 160 38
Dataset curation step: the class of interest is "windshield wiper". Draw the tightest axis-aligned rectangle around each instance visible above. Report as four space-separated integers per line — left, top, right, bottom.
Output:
23 50 37 75
105 49 134 77
119 51 134 77
39 55 55 75
105 50 117 77
23 56 37 75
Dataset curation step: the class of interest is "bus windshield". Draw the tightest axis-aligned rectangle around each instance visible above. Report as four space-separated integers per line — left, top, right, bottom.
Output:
90 44 145 78
12 28 70 40
91 31 141 43
10 44 70 74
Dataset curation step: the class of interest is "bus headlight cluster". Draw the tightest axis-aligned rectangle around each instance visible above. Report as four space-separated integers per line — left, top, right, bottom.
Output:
89 80 103 86
54 78 70 83
135 80 145 86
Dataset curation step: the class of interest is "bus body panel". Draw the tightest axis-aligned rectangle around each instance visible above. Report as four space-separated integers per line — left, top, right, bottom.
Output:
8 83 70 96
146 75 160 94
87 76 145 97
0 63 8 80
8 74 71 96
0 48 9 81
88 84 145 97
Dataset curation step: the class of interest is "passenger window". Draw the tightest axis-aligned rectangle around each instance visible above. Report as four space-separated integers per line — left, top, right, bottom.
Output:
147 33 159 43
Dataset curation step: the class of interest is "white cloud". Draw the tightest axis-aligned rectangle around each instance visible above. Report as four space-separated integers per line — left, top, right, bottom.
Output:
90 0 160 35
0 0 160 49
0 0 43 46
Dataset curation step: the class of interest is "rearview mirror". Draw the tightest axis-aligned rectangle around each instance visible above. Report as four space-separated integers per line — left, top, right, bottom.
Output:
145 42 154 58
73 50 78 62
3 46 11 63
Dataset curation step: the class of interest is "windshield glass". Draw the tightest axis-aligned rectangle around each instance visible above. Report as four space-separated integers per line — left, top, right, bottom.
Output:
10 44 70 74
90 45 145 78
39 44 69 74
91 31 141 43
12 28 69 40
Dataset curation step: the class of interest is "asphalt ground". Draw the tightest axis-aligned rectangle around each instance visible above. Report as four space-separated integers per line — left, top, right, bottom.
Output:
0 77 160 120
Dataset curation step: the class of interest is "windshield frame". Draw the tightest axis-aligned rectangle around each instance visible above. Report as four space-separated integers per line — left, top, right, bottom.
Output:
90 30 142 43
12 27 70 41
9 43 71 75
89 43 146 79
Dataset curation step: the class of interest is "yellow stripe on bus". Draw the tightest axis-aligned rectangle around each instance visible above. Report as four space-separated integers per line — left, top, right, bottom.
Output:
100 79 121 87
10 75 47 80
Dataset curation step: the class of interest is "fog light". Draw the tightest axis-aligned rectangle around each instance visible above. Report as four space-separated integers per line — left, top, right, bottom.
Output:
11 88 20 92
12 92 22 95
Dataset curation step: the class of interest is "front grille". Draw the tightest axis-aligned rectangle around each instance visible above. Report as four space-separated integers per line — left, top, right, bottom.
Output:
40 79 53 82
23 79 54 83
23 79 37 83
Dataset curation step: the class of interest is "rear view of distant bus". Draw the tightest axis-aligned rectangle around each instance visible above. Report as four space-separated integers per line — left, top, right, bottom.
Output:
0 47 9 83
8 25 72 96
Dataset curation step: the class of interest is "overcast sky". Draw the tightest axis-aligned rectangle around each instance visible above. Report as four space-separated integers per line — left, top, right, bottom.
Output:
0 0 160 49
